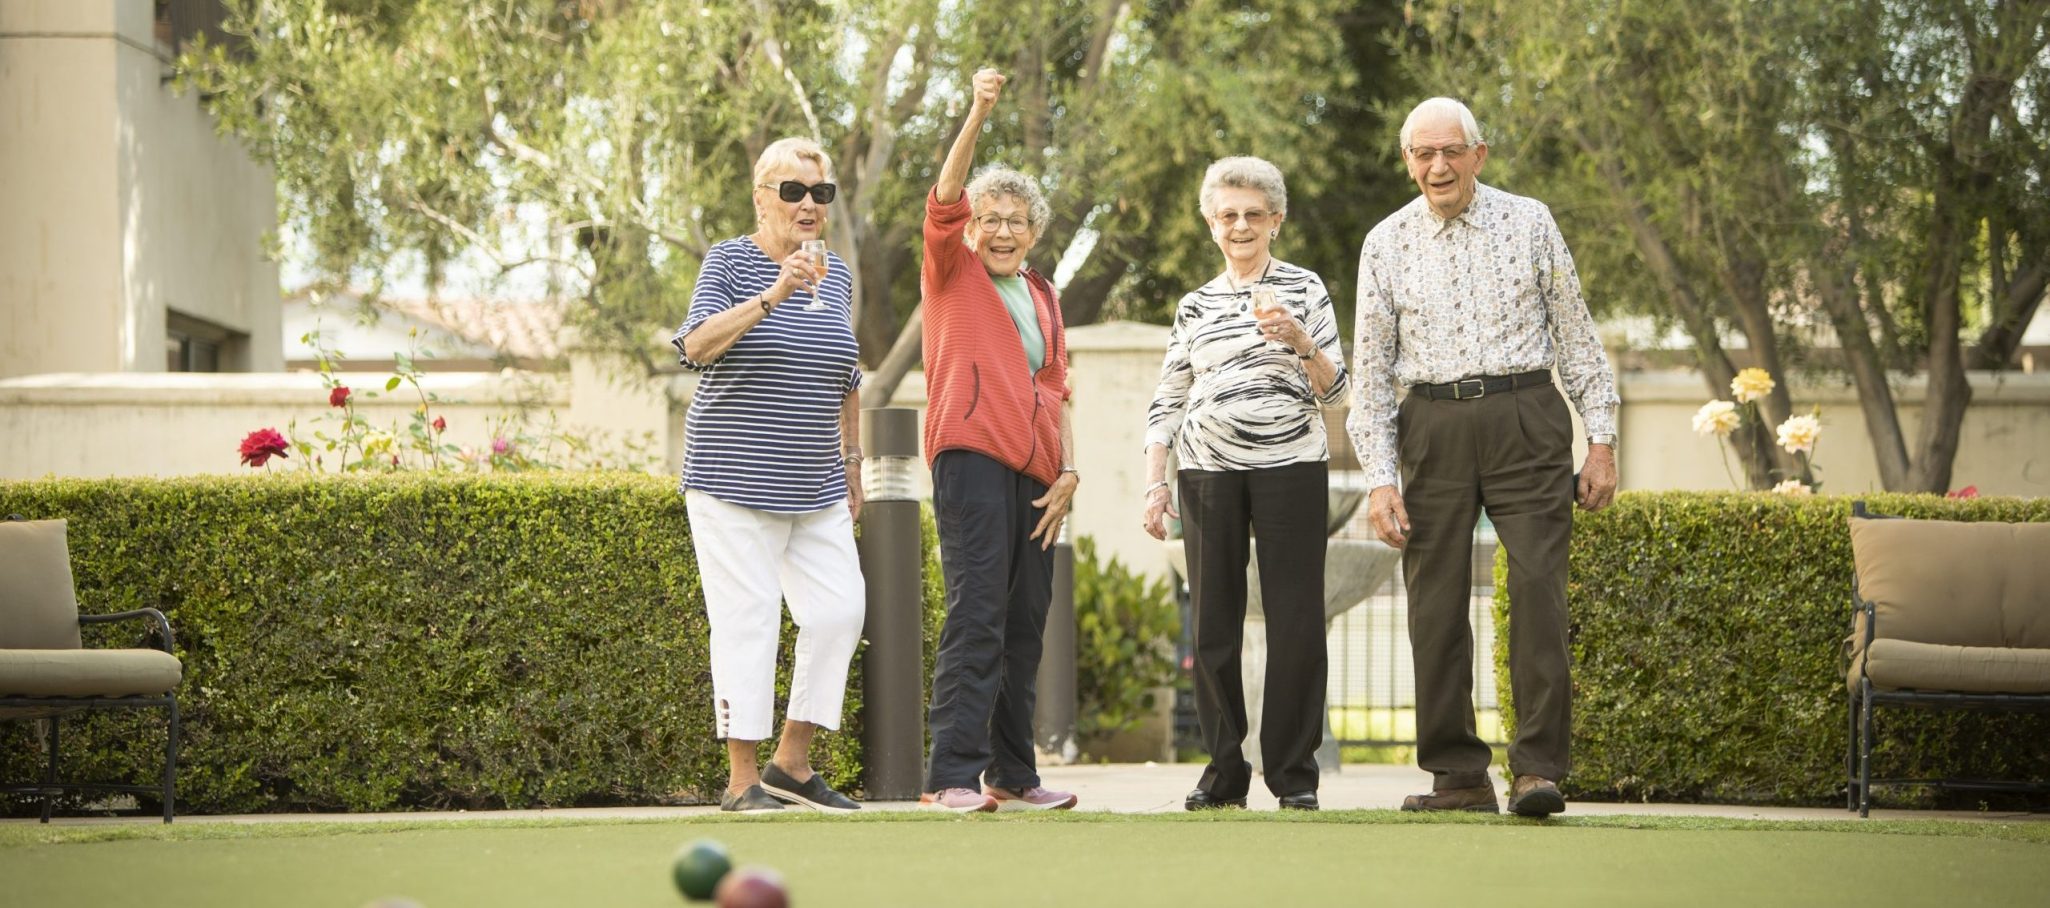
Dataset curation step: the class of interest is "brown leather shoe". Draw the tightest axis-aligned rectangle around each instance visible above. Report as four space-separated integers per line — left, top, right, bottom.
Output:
1399 785 1499 813
1507 775 1566 817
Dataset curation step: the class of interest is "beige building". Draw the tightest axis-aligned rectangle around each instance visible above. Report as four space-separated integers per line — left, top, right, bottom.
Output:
1 0 279 379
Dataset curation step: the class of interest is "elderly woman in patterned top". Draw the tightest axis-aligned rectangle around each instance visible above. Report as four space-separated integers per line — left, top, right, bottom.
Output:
1142 155 1348 812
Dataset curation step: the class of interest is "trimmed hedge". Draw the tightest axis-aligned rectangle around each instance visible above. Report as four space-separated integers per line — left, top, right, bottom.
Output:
1 474 943 815
1493 492 2050 807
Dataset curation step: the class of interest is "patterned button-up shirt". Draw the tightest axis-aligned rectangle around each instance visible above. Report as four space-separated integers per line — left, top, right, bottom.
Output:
1347 182 1620 489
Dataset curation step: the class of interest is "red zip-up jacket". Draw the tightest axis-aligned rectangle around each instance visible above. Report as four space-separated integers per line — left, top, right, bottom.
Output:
920 187 1071 487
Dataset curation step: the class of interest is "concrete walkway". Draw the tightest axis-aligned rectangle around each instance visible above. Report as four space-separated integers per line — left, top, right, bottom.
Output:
8 763 2043 827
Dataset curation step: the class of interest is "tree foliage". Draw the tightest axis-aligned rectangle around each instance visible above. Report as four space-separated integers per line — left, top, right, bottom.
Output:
183 0 1416 399
1400 0 2050 491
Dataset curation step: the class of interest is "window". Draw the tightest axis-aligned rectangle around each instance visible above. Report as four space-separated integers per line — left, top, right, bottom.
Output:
165 311 242 373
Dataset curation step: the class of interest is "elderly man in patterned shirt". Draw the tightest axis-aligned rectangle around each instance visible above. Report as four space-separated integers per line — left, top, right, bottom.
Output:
1348 97 1621 817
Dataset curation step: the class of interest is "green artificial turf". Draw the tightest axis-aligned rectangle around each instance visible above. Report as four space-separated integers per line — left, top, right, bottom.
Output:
5 811 2048 907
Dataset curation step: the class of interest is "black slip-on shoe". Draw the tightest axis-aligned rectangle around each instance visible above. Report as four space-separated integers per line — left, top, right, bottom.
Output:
1279 791 1320 811
1185 789 1248 811
761 763 861 814
719 784 785 814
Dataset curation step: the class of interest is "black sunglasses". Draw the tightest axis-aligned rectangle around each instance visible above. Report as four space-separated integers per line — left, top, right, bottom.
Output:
759 180 837 204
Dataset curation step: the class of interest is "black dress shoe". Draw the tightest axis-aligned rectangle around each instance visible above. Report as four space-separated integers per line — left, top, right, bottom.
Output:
1184 788 1248 811
1279 791 1320 811
761 763 861 813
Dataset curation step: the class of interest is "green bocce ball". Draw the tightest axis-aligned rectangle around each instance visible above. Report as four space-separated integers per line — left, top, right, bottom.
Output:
672 839 734 902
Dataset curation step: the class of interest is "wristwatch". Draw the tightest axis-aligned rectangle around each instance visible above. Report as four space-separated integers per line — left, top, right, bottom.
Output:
1588 433 1617 449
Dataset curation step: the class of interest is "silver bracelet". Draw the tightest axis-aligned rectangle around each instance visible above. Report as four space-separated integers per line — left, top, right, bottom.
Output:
1144 479 1170 496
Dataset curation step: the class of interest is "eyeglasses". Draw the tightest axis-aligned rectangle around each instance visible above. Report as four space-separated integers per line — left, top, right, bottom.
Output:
975 214 1031 234
758 180 837 204
1213 209 1275 228
1404 143 1474 165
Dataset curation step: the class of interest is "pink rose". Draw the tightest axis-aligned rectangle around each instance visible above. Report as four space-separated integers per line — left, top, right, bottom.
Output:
432 415 447 433
491 437 514 456
239 428 291 468
329 386 351 408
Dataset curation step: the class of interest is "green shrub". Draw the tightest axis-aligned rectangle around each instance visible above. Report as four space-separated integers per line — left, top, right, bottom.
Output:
1492 492 2050 806
0 474 942 815
1071 536 1182 744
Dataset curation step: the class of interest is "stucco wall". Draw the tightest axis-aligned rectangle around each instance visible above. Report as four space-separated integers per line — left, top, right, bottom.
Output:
4 339 2045 581
0 0 279 379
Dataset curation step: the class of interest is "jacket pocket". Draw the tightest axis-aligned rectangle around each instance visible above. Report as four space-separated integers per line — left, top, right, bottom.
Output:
962 363 981 422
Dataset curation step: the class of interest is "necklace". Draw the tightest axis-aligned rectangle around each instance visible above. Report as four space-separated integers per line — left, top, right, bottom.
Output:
1224 257 1273 294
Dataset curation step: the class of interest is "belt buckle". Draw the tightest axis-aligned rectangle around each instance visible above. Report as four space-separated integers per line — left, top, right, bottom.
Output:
1453 378 1486 400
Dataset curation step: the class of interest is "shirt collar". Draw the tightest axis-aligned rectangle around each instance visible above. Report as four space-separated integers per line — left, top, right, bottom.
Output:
1416 182 1498 236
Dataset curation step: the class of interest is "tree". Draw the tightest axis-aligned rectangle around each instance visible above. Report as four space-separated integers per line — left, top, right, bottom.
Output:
1399 0 2050 492
184 0 1396 405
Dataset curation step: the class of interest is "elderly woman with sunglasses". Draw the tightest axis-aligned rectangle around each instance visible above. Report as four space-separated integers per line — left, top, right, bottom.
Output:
1142 155 1348 812
916 68 1080 814
671 137 865 814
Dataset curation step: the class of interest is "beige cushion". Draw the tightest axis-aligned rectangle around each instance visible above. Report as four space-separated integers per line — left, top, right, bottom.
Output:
0 649 183 697
0 519 83 650
1856 639 2050 694
1848 517 2050 653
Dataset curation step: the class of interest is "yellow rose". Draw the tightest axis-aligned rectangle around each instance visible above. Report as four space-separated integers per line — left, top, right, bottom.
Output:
1776 413 1822 454
1692 400 1740 437
1731 368 1775 404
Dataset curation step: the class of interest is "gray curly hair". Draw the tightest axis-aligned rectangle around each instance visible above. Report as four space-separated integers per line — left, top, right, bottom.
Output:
965 165 1051 233
1198 156 1288 219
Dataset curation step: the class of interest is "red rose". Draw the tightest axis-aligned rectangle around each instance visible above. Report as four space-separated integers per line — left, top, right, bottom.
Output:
239 428 291 468
1946 485 1979 499
329 386 351 408
432 415 447 433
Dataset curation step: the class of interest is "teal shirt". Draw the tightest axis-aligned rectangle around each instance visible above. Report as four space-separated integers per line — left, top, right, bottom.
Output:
992 275 1046 375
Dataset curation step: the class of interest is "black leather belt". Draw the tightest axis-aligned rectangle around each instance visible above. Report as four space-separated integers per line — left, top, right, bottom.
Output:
1410 370 1552 401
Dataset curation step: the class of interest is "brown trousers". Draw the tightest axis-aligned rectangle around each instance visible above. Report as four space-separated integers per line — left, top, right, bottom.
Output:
1399 381 1575 790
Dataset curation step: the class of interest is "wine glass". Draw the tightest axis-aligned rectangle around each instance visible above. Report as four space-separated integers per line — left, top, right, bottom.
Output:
1250 286 1288 352
800 240 828 311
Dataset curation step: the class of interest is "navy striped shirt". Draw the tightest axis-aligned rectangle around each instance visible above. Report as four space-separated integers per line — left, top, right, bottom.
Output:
672 237 863 512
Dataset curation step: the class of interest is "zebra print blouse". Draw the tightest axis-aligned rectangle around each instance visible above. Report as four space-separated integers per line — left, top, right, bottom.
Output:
1145 260 1350 472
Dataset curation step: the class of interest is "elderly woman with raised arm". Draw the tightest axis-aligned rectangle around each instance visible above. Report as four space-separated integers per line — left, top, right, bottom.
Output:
670 137 866 814
1143 156 1348 812
916 68 1081 814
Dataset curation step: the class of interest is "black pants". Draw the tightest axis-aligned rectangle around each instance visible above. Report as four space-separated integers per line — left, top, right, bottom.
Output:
1179 459 1328 799
1399 382 1575 790
924 450 1055 792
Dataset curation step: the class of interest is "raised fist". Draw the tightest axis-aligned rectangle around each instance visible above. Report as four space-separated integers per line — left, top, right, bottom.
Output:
971 68 1006 114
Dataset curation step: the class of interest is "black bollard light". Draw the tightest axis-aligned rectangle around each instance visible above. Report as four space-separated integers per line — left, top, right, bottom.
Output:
857 407 924 800
1034 527 1078 761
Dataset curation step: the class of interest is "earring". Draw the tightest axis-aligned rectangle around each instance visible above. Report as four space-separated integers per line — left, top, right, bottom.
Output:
1268 230 1278 239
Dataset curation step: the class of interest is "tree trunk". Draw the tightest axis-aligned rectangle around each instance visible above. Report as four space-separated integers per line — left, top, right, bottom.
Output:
1576 128 1773 486
864 302 925 407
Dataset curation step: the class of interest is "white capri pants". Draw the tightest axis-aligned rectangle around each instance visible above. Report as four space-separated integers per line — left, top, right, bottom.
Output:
686 490 867 742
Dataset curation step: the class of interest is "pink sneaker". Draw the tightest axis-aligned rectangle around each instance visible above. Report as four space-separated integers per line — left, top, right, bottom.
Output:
985 785 1078 811
920 788 998 813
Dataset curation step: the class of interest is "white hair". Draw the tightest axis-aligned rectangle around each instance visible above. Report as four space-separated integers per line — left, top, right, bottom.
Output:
1399 97 1483 150
965 165 1051 232
1197 156 1288 218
